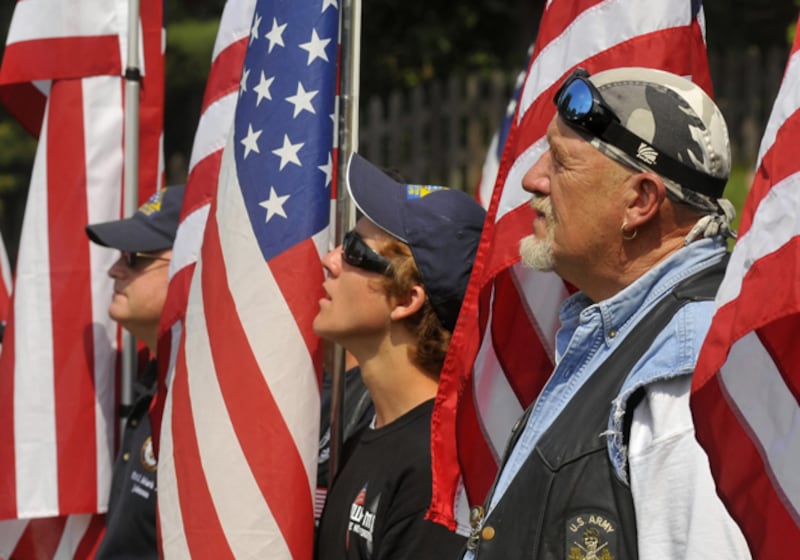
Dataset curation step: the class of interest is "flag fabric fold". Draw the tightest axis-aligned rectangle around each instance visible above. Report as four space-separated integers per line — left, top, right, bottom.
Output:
156 0 339 557
429 0 714 533
691 15 800 556
0 0 164 553
154 0 256 453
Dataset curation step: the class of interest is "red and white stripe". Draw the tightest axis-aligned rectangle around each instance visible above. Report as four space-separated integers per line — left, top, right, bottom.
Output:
154 0 255 452
0 0 164 550
0 513 106 559
156 0 335 555
691 19 800 556
157 134 325 559
429 0 713 533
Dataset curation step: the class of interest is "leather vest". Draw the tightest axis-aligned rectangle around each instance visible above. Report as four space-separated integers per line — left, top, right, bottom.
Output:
467 259 726 559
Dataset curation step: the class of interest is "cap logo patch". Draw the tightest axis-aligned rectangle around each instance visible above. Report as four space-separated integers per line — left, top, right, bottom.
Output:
566 511 618 560
406 184 447 200
635 142 658 165
139 188 167 217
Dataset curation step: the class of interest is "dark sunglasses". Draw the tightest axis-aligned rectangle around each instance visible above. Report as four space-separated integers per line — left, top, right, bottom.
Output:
342 231 393 276
122 251 171 269
554 68 725 198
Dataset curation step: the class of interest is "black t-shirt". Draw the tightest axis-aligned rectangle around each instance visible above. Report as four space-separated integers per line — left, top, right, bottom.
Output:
95 361 158 560
316 399 465 560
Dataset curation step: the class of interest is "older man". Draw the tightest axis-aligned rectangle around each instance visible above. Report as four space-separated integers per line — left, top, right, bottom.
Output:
86 184 184 559
464 68 750 558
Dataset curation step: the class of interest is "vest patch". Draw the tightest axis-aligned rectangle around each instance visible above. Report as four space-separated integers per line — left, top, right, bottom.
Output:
566 511 618 560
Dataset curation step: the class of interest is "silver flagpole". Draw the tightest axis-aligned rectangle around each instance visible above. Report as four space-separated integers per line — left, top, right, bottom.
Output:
329 0 361 483
121 0 142 434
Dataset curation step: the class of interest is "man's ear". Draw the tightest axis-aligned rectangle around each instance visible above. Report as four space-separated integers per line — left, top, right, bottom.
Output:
624 173 666 228
390 284 426 321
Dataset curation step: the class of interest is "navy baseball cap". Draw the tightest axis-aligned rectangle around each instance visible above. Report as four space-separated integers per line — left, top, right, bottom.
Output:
86 184 185 252
346 153 486 332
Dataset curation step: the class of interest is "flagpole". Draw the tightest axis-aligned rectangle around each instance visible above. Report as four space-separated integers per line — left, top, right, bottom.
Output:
329 0 361 483
121 0 142 432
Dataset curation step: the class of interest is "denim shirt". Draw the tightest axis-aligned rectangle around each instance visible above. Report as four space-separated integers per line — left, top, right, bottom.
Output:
485 238 727 514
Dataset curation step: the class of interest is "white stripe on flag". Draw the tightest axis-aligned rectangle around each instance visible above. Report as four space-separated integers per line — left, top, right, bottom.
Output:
756 49 800 166
216 142 320 489
721 332 800 512
187 92 238 170
13 105 58 517
83 75 123 512
7 0 125 44
519 0 693 120
716 172 800 308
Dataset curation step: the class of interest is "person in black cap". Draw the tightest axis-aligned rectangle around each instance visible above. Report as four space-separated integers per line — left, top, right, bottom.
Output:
85 184 185 560
314 154 485 559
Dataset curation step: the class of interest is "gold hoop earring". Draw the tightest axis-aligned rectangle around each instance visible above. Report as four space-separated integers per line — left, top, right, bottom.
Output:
621 222 637 241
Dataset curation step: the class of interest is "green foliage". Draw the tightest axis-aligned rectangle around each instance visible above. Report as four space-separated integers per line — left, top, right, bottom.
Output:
722 165 754 246
164 18 221 178
360 0 541 98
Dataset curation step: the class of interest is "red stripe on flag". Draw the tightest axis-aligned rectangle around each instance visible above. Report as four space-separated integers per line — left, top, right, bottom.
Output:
270 240 325 368
170 333 235 558
0 302 18 519
490 270 551 404
694 370 799 557
46 80 98 513
456 380 498 505
13 516 68 559
74 513 106 558
0 82 47 136
533 0 608 49
0 36 122 84
738 109 800 237
201 39 249 113
200 209 314 560
138 0 165 198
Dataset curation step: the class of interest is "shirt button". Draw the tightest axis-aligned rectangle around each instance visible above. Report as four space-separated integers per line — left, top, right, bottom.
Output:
481 526 496 541
122 452 130 462
608 329 617 338
130 419 138 427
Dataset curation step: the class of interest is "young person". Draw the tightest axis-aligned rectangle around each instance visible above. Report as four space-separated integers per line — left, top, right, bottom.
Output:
314 154 485 559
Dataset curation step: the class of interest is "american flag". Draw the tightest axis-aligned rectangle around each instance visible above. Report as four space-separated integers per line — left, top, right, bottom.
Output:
0 0 163 554
156 0 338 557
691 15 800 556
428 0 713 532
153 0 256 453
476 45 530 209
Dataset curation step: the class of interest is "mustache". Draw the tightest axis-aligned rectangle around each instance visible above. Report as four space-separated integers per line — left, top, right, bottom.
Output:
529 196 552 219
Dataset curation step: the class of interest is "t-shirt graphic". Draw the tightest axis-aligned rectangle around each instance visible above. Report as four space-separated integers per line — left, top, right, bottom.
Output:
346 483 380 555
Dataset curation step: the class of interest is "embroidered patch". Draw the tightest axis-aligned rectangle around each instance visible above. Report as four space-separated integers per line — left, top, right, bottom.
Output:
139 188 166 216
140 436 157 472
566 511 618 560
405 184 447 199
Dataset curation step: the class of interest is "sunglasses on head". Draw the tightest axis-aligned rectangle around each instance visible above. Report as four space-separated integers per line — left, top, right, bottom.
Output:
342 231 393 276
553 68 725 198
122 251 171 269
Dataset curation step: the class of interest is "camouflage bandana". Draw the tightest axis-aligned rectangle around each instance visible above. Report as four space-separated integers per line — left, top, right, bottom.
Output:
584 67 736 240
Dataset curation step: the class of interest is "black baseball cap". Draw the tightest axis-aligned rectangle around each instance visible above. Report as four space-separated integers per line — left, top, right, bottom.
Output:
346 153 486 332
85 184 185 252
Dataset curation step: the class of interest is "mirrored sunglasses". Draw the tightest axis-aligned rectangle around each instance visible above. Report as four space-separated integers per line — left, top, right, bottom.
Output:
554 68 725 198
342 231 393 276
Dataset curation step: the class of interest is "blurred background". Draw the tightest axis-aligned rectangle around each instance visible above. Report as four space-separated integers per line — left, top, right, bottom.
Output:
0 0 797 262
